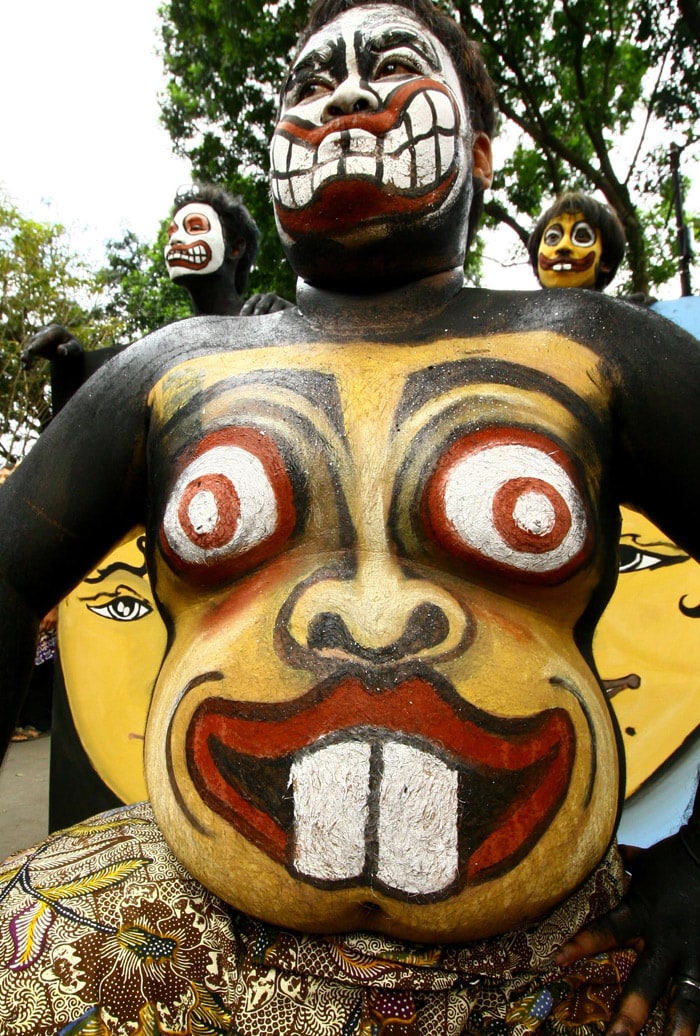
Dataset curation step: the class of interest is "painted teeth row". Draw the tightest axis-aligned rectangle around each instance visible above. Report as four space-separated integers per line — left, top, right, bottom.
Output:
167 245 208 264
271 88 456 209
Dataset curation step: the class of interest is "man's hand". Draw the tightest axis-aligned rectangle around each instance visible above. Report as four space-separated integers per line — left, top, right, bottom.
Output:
240 293 294 316
556 833 700 1036
21 324 84 369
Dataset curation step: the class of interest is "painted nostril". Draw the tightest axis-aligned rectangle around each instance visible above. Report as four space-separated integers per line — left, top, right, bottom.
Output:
306 602 453 663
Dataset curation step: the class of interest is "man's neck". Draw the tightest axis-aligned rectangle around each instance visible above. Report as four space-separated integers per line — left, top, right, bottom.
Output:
183 264 243 317
295 267 466 339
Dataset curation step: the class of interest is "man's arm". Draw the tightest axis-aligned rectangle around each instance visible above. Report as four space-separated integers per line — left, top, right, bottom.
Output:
557 781 700 1036
0 348 150 763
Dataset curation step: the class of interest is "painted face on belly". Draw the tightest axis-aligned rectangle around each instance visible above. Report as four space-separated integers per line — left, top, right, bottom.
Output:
146 338 620 941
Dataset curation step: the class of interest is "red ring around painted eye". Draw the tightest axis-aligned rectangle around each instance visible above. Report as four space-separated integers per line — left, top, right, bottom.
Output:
160 428 296 585
422 428 590 583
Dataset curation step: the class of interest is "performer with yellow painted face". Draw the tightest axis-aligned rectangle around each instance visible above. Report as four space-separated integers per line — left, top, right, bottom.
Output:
528 191 626 291
0 2 699 1034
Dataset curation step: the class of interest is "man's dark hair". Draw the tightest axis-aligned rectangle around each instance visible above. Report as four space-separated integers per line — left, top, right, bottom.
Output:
172 183 261 295
293 0 498 247
528 191 627 290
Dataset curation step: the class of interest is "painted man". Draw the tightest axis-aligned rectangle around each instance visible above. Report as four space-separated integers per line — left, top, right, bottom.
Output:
0 2 698 1034
528 191 626 291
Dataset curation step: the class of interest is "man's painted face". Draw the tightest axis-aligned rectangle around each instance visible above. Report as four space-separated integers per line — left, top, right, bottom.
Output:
59 532 166 803
538 212 605 289
145 334 620 943
164 202 226 280
594 508 700 796
270 6 475 282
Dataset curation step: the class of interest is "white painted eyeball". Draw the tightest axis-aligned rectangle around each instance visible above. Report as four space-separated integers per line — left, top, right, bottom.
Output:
422 428 591 583
160 428 297 585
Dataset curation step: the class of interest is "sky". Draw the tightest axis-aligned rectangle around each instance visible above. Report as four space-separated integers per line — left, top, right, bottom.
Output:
1 0 191 267
0 1 693 296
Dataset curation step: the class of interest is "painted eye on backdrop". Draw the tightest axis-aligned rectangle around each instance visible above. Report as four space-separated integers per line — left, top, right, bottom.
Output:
160 427 297 586
618 544 687 573
422 428 591 583
571 221 596 247
86 591 153 622
543 225 563 247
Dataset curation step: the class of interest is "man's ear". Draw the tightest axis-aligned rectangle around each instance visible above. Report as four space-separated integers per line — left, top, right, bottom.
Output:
472 132 493 190
229 237 245 259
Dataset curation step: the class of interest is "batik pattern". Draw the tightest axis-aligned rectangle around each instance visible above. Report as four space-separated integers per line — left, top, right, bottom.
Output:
0 803 666 1035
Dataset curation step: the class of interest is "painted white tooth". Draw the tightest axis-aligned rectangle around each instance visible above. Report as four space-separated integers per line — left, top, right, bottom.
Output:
348 130 378 156
430 89 456 132
288 171 312 208
438 132 455 175
345 154 376 178
271 133 291 175
318 134 343 163
292 741 371 882
313 159 339 194
413 136 438 187
383 150 413 190
377 742 458 895
274 176 295 209
404 91 436 137
290 141 314 171
384 123 408 159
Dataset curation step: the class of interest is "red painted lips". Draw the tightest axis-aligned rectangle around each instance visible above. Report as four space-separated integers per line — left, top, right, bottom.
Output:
186 675 575 894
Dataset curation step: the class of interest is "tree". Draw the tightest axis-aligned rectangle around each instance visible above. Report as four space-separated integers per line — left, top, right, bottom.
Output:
0 196 107 465
158 0 698 296
455 0 700 294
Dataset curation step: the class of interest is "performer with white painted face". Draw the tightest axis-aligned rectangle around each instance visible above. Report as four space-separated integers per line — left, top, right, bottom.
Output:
162 183 292 316
0 3 698 1034
164 200 227 281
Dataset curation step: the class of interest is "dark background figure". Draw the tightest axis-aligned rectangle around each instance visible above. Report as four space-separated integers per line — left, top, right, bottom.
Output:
20 182 293 407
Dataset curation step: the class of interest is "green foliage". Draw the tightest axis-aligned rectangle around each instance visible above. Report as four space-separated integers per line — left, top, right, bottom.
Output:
454 0 699 294
158 0 698 297
0 196 106 464
159 0 309 298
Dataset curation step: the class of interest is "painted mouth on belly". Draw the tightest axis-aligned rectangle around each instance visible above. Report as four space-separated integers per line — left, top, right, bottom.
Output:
186 676 575 901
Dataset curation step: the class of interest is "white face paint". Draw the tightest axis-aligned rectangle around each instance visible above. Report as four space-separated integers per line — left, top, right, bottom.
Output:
163 202 226 279
270 5 472 250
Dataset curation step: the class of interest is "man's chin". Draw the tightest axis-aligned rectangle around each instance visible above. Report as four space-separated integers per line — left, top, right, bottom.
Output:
284 225 468 293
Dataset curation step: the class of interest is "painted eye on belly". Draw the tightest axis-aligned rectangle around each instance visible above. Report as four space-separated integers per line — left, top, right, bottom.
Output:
422 428 591 583
160 427 297 585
